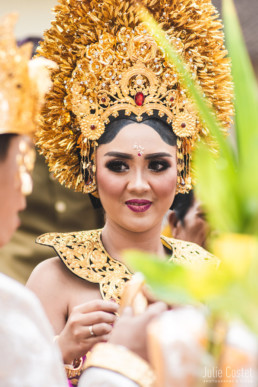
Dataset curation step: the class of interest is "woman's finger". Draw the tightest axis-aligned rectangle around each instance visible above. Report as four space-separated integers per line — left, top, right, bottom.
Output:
71 310 117 327
72 299 119 314
71 322 113 341
88 322 113 337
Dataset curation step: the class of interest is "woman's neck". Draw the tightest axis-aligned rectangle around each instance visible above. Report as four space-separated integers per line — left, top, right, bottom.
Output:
101 219 166 261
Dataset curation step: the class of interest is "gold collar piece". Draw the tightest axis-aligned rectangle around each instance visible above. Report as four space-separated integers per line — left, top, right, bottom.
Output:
37 229 218 303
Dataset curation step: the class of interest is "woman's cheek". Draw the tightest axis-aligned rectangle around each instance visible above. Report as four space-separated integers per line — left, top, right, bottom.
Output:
154 171 177 197
97 169 124 196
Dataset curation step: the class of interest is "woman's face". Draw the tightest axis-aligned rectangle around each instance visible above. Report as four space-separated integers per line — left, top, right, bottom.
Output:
169 199 209 248
96 123 177 233
0 135 33 247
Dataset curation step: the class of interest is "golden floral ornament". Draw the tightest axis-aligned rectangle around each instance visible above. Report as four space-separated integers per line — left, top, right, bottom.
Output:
166 91 178 107
128 34 158 63
36 0 233 195
80 114 105 141
173 111 197 138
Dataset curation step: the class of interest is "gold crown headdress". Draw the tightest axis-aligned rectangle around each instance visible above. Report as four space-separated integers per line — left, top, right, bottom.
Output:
0 14 56 137
0 14 57 196
37 0 233 195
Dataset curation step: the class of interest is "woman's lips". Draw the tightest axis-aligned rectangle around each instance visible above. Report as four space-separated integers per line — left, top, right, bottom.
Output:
125 199 152 213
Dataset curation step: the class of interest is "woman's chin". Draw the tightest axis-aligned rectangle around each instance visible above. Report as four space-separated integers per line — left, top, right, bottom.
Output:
120 218 159 234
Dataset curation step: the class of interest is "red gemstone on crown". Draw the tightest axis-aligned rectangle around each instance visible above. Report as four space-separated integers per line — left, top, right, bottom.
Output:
135 92 145 106
181 123 186 128
101 97 106 103
90 125 96 130
170 97 175 102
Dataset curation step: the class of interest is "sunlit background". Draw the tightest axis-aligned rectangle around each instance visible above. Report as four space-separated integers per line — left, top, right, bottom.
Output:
1 0 56 38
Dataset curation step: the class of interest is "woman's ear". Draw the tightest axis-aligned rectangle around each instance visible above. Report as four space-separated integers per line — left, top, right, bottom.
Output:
168 211 181 238
168 211 178 228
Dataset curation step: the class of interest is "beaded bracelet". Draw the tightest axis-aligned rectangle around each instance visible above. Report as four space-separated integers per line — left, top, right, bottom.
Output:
64 357 84 379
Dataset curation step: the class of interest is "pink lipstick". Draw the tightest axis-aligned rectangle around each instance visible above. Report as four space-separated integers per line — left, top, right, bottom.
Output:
125 199 152 213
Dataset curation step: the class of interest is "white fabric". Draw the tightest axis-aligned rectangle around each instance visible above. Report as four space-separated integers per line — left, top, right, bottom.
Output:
0 273 68 386
79 368 138 387
148 307 209 387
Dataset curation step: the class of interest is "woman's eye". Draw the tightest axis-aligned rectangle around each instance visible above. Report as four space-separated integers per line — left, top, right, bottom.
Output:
148 160 170 172
106 160 129 172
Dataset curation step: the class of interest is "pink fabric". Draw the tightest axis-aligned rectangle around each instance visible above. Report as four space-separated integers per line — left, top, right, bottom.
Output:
68 355 86 386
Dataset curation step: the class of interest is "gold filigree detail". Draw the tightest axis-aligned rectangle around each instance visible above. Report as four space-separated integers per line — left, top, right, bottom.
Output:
80 114 105 141
161 235 219 267
173 112 197 137
37 229 132 303
36 229 219 303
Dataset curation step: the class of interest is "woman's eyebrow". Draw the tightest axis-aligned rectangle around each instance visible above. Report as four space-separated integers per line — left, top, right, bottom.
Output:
104 151 133 159
145 152 173 159
104 151 173 159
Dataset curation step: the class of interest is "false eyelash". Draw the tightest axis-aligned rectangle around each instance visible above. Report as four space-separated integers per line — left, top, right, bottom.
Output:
148 160 170 172
105 160 129 172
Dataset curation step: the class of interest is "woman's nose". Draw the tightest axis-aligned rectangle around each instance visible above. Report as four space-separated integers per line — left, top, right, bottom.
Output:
127 170 149 193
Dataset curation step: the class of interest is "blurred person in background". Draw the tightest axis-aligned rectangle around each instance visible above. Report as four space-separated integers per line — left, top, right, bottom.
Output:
167 191 209 248
0 36 104 284
0 14 68 386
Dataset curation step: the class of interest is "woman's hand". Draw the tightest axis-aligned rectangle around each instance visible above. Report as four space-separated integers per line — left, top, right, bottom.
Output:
57 299 119 364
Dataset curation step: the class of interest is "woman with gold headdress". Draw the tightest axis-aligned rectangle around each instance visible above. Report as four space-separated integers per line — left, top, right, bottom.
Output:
26 0 233 384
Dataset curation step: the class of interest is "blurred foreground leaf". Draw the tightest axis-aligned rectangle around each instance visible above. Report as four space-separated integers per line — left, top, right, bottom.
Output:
195 0 258 235
124 236 258 333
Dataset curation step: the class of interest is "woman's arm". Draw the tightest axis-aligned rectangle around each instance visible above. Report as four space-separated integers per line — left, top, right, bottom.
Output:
26 257 119 363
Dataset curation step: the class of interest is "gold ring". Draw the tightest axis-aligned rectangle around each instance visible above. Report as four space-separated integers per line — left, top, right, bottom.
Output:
89 325 95 336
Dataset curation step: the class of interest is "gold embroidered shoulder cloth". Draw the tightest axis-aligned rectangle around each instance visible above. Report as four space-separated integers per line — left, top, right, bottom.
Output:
161 235 219 267
37 229 219 303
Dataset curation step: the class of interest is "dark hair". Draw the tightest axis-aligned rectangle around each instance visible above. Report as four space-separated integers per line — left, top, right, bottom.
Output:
17 37 42 58
98 114 177 146
0 134 18 162
170 190 194 224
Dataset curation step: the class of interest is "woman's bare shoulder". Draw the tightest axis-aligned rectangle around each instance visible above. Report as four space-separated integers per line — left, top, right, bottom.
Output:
26 256 96 293
26 256 67 292
28 256 62 276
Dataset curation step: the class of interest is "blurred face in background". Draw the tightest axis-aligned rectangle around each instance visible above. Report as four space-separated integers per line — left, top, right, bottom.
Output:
0 135 34 247
169 198 209 248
